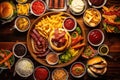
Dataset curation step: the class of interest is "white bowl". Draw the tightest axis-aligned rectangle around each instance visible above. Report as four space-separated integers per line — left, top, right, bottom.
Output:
30 0 46 16
52 68 69 80
69 0 87 15
87 29 104 46
16 0 27 3
12 42 27 58
33 66 50 80
15 58 34 77
70 62 86 78
83 8 101 27
14 16 30 32
46 52 59 65
63 17 77 32
98 44 109 56
88 0 107 8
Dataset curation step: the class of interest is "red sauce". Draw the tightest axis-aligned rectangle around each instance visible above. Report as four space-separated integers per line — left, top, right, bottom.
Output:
89 30 103 45
64 18 75 30
71 63 84 76
35 67 49 80
32 1 45 15
90 0 104 6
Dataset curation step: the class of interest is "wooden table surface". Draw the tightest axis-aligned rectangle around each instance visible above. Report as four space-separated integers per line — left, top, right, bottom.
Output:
0 0 120 80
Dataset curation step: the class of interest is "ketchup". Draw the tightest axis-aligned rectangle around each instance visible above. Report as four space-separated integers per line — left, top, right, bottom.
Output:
32 1 45 15
35 67 49 80
64 18 75 30
89 29 102 45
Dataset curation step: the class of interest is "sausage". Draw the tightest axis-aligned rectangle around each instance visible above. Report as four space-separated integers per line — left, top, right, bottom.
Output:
48 0 53 9
31 39 41 55
32 29 43 42
54 0 59 9
37 49 50 57
59 0 65 9
30 32 41 45
34 42 44 53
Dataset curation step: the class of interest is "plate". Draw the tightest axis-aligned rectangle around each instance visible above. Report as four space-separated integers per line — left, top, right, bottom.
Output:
0 50 15 69
27 12 86 67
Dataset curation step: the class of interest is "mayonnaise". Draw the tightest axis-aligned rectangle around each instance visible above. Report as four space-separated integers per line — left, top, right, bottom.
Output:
70 0 85 13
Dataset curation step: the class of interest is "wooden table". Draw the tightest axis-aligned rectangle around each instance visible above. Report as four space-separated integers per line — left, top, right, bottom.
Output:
0 0 120 80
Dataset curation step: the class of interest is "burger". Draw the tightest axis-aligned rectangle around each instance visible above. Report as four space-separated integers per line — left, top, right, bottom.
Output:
87 56 107 78
0 1 15 20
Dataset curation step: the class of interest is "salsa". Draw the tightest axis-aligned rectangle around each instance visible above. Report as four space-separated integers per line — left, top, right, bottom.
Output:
34 67 49 80
89 29 102 45
32 1 45 15
64 18 75 30
71 63 85 76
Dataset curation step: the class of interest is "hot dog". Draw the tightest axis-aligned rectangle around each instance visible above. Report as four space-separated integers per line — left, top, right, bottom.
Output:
54 0 59 9
59 0 65 9
48 0 53 9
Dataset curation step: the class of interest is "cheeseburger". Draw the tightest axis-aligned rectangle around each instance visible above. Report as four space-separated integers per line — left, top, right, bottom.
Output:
0 1 14 19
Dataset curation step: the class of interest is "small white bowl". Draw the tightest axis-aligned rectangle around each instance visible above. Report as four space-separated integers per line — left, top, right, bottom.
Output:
63 17 77 32
98 44 109 56
14 16 30 32
15 58 34 77
30 0 46 16
12 42 27 58
70 62 86 78
33 66 50 80
52 68 69 80
87 29 105 46
46 52 59 65
16 0 27 3
69 0 87 15
88 0 107 8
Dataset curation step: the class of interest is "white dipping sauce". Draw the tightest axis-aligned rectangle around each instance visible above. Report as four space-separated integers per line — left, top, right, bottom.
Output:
70 0 85 13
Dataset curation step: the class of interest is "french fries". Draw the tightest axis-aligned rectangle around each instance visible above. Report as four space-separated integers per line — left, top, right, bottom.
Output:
84 8 101 27
35 12 66 39
16 3 30 16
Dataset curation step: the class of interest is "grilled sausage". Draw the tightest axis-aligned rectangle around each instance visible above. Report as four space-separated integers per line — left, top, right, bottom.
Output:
54 0 59 9
48 0 53 8
59 0 65 9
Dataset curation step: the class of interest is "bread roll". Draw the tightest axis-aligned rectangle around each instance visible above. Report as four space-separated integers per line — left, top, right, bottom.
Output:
0 2 13 19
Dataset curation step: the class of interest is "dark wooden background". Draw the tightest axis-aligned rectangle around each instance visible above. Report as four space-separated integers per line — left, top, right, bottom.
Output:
0 0 120 80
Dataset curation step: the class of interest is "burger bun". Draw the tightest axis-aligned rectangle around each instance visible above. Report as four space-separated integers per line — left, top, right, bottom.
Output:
0 1 13 19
